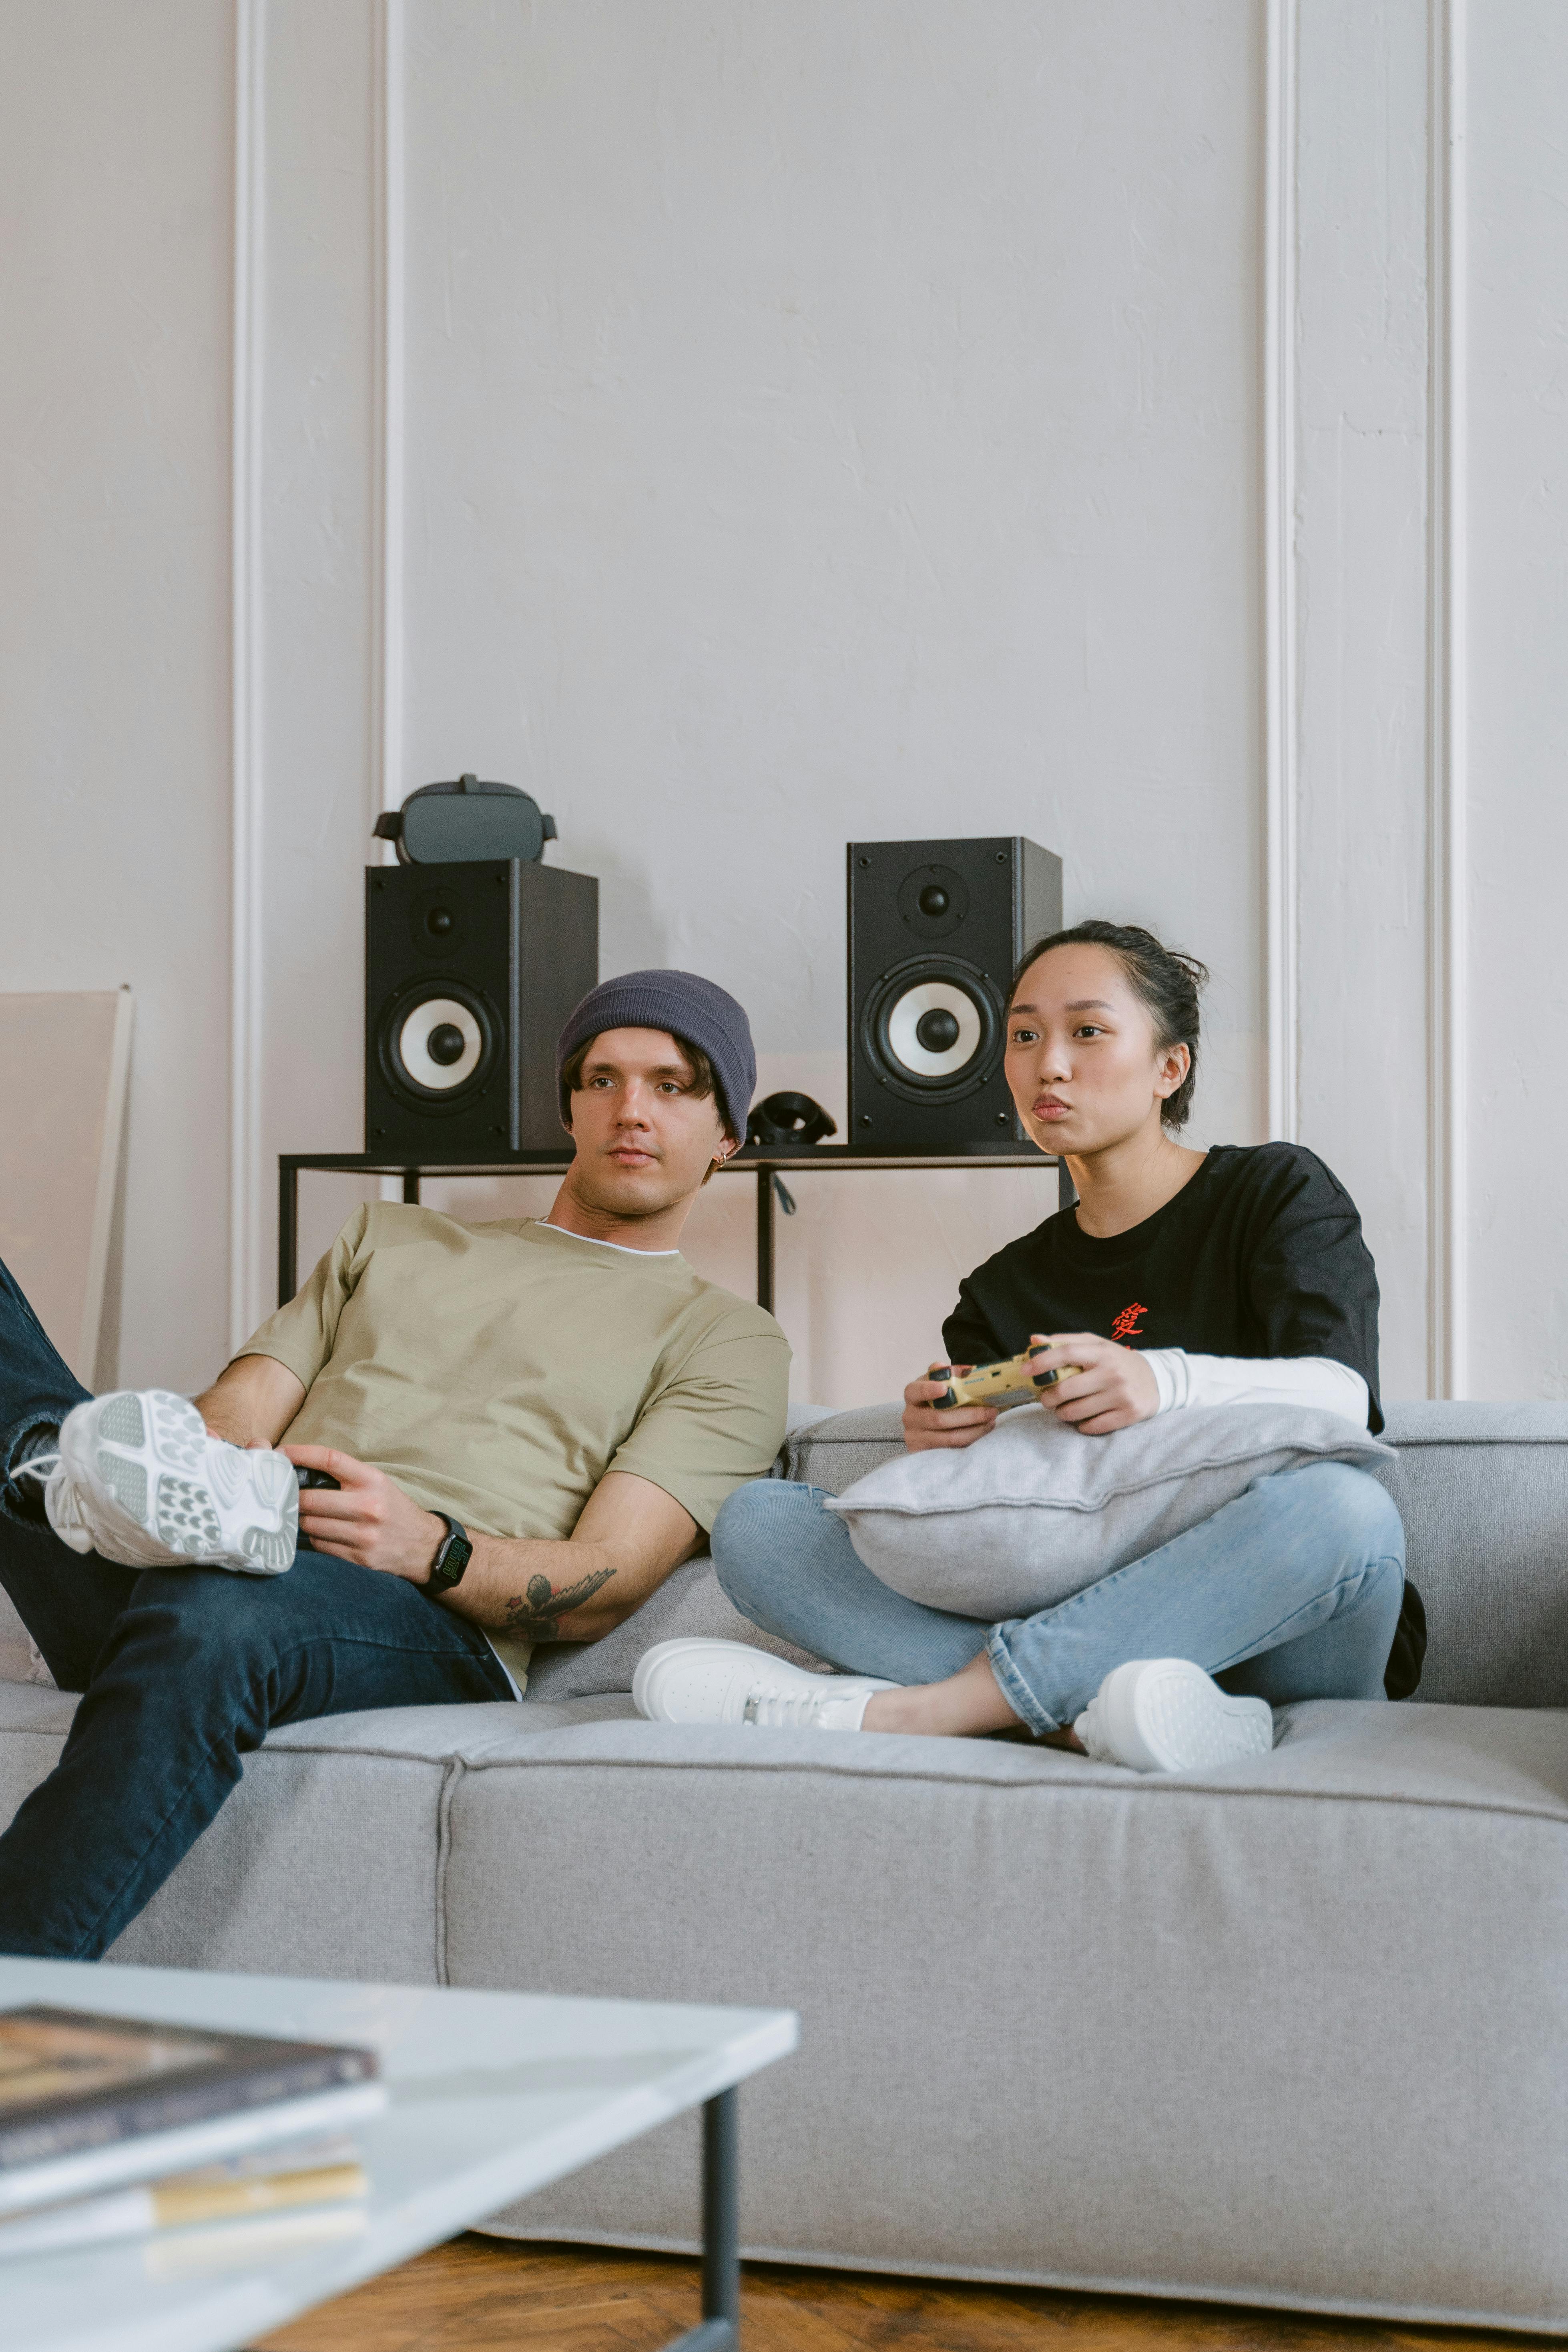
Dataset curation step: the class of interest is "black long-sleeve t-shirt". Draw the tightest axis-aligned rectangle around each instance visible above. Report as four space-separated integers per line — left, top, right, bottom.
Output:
942 1142 1383 1433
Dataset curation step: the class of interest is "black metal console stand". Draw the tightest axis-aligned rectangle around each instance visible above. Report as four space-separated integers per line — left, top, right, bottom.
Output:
664 2088 741 2350
278 1148 1068 1312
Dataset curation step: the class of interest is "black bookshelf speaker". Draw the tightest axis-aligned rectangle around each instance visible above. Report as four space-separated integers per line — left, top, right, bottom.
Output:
848 836 1062 1152
365 858 598 1158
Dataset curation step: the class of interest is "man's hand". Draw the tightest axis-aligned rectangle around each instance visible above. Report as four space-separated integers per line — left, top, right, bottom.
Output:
284 1445 444 1579
903 1364 999 1453
1029 1333 1160 1436
282 1452 701 1644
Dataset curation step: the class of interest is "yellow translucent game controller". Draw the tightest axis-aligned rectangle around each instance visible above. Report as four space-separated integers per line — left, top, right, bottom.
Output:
931 1348 1084 1410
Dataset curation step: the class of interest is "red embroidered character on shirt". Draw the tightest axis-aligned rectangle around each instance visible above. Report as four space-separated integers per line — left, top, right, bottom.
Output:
1110 1302 1148 1343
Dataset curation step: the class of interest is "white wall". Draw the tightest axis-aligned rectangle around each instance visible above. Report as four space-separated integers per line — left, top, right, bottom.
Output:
0 2 1562 1407
0 0 233 1393
1468 5 1568 1397
391 0 1263 1400
255 1 383 1315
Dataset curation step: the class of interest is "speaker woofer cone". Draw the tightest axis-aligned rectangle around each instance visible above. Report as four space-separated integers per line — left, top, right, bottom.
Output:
379 981 497 1107
862 958 1003 1103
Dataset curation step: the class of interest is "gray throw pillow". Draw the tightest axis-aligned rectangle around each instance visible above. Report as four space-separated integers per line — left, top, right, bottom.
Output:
826 1403 1392 1620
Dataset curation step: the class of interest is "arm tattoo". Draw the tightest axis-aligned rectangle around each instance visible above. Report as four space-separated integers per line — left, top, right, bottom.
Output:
502 1568 616 1643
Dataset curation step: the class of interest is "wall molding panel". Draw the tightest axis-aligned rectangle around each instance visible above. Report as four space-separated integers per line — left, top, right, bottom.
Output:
1428 0 1468 1398
1263 0 1300 1146
371 0 405 836
372 0 405 1214
229 0 266 1351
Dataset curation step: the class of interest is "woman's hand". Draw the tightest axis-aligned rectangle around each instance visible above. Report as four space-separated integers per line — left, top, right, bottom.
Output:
1028 1334 1160 1436
902 1364 999 1453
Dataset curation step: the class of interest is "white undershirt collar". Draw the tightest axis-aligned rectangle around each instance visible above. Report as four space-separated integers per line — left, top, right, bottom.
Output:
537 1218 681 1258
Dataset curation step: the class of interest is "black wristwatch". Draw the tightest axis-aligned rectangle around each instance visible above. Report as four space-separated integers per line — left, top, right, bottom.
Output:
424 1512 472 1593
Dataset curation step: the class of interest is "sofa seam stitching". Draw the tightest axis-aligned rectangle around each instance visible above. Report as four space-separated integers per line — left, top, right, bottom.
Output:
433 1753 462 1986
142 1731 1568 1822
433 1746 1568 1823
23 1724 1568 1822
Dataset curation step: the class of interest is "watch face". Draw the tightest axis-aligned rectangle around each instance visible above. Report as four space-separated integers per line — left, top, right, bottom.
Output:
435 1530 472 1585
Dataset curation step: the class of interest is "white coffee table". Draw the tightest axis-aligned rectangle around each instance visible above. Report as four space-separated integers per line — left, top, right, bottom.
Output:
3 1956 798 2352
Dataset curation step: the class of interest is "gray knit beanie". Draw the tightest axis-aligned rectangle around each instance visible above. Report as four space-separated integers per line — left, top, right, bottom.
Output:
556 969 756 1139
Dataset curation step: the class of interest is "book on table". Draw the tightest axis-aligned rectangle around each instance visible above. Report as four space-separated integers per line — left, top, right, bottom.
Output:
0 2132 369 2259
0 2005 384 2217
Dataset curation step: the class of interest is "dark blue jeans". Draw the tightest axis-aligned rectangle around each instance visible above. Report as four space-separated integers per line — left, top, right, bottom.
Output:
0 1256 513 1958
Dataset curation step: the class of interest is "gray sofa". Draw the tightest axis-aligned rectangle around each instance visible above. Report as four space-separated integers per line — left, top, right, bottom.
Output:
3 1401 1568 2331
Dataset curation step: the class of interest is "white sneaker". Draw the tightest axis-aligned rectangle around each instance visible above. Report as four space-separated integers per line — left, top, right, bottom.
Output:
1073 1659 1273 1774
633 1639 895 1731
38 1391 298 1575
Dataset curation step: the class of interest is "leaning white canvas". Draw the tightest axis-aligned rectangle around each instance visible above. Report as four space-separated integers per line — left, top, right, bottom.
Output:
826 1402 1391 1619
0 989 134 1387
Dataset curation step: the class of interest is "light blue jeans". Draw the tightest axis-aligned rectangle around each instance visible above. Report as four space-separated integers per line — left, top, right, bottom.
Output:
710 1462 1406 1735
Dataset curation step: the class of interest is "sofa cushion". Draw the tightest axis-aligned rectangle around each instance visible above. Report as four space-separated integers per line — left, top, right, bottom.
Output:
524 1554 825 1702
786 1400 906 1493
0 1584 46 1687
5 1672 1568 2320
1371 1403 1568 1706
436 1696 1568 2328
826 1402 1388 1617
0 1681 636 1980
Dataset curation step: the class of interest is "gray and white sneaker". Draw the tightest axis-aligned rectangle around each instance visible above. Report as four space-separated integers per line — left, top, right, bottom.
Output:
38 1390 298 1575
633 1639 895 1731
1073 1658 1273 1774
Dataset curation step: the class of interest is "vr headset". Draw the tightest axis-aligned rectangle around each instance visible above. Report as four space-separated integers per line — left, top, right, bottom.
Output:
373 773 558 866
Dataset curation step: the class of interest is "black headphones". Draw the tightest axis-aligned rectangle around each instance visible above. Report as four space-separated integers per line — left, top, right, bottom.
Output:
745 1091 838 1148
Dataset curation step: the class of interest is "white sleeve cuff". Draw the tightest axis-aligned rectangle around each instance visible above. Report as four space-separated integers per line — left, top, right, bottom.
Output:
1141 1349 1370 1427
1143 1348 1185 1414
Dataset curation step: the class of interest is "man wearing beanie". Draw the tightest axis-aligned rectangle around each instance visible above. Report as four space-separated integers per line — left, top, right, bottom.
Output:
0 971 787 1958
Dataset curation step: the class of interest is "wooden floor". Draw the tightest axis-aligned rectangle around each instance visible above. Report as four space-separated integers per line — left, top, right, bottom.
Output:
254 2233 1540 2352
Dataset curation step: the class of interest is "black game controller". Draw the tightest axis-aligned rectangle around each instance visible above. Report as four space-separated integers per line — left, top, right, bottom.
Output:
294 1467 341 1492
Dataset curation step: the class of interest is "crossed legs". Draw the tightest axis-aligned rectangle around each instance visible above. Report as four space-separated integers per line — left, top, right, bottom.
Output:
710 1462 1406 1738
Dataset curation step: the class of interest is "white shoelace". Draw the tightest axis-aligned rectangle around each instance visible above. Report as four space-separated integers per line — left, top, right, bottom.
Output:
10 1444 164 1563
741 1685 869 1730
10 1453 59 1484
742 1687 818 1727
4 1449 88 1562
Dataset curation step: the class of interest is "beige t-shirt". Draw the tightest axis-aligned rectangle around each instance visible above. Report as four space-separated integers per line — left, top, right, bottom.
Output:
237 1205 790 1682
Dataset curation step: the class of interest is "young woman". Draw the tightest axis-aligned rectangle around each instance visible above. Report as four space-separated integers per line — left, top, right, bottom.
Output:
634 922 1417 1774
